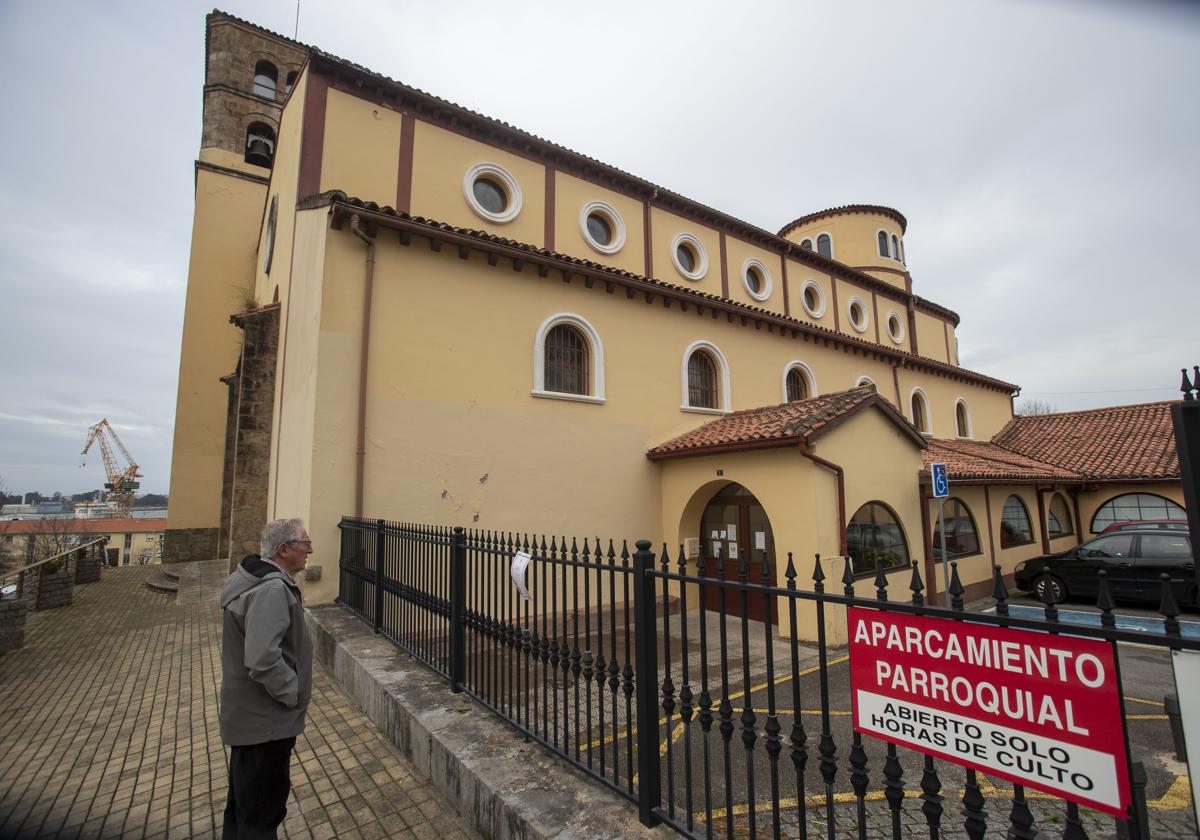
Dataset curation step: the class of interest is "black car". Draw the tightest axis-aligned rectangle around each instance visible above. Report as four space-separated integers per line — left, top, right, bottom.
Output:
1014 529 1195 607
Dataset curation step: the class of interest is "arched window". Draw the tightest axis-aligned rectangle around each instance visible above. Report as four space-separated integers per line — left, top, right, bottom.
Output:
891 234 900 259
784 362 815 402
931 498 981 558
244 123 276 168
688 351 718 409
847 501 909 575
877 231 889 257
909 389 931 434
681 341 730 412
1090 493 1186 533
252 60 278 99
532 313 605 402
1047 493 1073 538
1000 495 1034 547
955 399 972 438
800 238 814 251
284 71 298 96
856 376 876 390
816 234 832 258
544 324 589 395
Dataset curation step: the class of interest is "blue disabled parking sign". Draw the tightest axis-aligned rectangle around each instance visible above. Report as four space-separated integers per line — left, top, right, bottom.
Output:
931 462 949 498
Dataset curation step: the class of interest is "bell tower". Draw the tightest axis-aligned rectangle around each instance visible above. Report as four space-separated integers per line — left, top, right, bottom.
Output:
163 13 307 564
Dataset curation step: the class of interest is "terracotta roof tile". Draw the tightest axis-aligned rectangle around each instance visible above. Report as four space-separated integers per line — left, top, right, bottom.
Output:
647 387 925 459
993 402 1179 481
777 204 908 237
0 518 166 536
921 439 1081 483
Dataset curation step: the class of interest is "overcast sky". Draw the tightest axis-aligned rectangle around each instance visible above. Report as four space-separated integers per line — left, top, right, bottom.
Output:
0 0 1196 496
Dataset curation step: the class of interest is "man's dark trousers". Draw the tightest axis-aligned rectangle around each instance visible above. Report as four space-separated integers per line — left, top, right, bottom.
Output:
222 736 296 839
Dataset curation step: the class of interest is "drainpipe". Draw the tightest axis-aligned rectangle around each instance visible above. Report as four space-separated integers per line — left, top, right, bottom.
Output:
349 214 376 519
798 444 848 555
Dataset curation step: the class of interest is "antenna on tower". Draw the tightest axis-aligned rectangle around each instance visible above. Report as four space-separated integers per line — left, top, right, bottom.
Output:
294 0 300 39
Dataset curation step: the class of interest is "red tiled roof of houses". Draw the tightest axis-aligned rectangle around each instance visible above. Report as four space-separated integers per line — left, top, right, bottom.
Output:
0 518 166 536
647 387 926 460
993 401 1179 481
921 439 1081 483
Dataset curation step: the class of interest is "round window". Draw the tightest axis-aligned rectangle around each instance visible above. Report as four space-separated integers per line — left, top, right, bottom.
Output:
463 163 523 223
473 178 507 214
578 201 626 255
671 233 708 281
848 297 869 333
801 280 825 318
887 312 905 344
741 259 772 301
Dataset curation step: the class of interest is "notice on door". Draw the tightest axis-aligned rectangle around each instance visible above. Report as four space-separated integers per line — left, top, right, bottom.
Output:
848 607 1130 816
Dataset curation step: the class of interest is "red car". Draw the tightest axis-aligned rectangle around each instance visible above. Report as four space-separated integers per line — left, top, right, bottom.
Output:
1099 520 1190 534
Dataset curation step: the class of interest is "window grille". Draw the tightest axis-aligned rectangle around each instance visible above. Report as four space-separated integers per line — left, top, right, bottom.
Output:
786 367 809 402
687 351 718 409
544 324 589 395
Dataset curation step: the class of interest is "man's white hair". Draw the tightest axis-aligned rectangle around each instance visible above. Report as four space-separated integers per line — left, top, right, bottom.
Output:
260 518 306 560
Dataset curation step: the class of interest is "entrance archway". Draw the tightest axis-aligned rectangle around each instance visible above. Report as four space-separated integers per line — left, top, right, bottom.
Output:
698 483 778 624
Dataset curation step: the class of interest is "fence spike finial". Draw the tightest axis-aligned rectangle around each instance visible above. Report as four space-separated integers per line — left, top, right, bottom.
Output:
949 561 965 612
874 564 889 602
991 564 1009 615
1039 569 1059 623
909 560 925 606
1159 573 1182 637
1096 570 1116 629
784 552 796 589
841 559 855 598
811 553 825 590
1181 368 1193 400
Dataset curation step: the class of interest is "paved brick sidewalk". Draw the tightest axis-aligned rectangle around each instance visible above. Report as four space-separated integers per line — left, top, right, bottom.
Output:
0 561 479 840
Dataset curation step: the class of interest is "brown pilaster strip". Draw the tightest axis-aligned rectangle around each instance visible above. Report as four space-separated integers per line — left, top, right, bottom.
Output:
1035 489 1050 554
871 290 881 344
297 70 329 199
984 486 997 561
906 299 920 355
643 202 653 278
779 253 791 317
830 275 841 332
544 165 556 251
395 112 415 213
719 232 729 298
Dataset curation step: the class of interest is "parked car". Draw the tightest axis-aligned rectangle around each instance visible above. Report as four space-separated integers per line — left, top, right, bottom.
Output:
1014 529 1195 607
1098 519 1190 534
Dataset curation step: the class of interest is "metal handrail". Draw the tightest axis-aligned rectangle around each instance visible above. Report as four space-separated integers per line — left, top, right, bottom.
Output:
1 537 108 588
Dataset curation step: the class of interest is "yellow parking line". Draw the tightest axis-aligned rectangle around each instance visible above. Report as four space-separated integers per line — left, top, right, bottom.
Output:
1127 714 1169 721
1124 695 1165 708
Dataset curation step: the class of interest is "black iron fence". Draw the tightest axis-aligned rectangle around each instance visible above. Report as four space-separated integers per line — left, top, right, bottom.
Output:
338 516 1199 839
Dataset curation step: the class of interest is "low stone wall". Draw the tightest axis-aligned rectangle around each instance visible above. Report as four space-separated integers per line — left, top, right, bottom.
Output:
75 552 103 584
0 599 28 654
36 569 74 610
163 527 219 564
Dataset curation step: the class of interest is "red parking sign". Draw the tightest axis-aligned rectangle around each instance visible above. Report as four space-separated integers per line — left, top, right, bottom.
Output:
848 607 1131 817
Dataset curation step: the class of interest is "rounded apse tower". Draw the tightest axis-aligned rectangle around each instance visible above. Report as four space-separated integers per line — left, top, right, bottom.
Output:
777 205 910 291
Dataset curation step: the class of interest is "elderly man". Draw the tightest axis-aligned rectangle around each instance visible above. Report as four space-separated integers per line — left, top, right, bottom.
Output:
219 518 314 839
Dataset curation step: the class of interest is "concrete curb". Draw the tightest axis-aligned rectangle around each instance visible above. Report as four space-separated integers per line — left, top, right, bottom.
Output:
306 604 671 840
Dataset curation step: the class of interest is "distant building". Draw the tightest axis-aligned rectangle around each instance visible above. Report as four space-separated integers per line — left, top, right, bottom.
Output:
0 518 167 566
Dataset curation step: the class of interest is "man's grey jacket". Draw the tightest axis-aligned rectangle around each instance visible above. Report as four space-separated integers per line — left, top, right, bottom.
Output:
219 555 313 746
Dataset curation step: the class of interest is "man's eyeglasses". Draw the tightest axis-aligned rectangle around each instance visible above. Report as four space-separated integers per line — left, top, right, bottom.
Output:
287 540 313 549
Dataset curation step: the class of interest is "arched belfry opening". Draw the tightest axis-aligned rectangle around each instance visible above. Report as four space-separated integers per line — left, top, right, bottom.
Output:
697 483 779 625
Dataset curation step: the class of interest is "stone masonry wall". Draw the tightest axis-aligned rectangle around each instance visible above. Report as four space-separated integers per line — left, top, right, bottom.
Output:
202 16 307 157
36 569 74 610
0 599 27 654
227 306 279 562
163 528 219 564
74 552 102 584
217 373 240 559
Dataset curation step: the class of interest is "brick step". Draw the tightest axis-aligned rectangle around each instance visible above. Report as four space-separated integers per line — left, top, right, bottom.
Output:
161 568 181 583
144 571 179 595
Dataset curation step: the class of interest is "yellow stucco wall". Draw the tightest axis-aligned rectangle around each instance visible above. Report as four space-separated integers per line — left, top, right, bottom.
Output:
319 88 402 206
551 172 645 276
649 206 722 296
722 236 787 317
781 211 908 289
408 120 546 246
895 368 1013 441
913 311 951 364
254 69 308 310
167 165 266 531
783 263 836 332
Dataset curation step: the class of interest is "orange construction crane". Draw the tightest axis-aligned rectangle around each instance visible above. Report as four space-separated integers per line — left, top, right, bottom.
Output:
81 419 142 517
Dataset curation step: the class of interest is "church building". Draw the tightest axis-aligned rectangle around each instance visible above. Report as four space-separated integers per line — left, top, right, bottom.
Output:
165 11 1188 625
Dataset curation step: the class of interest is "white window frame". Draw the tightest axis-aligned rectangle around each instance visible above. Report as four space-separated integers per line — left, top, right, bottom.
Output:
579 200 626 256
681 339 731 414
463 162 523 224
856 376 876 389
909 387 933 435
532 312 606 404
799 279 826 318
876 228 892 259
847 295 870 333
886 310 905 344
671 233 709 281
954 397 973 439
741 258 772 302
781 361 817 403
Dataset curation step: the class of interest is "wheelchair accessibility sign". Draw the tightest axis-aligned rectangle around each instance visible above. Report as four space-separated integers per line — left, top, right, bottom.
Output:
931 462 949 498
